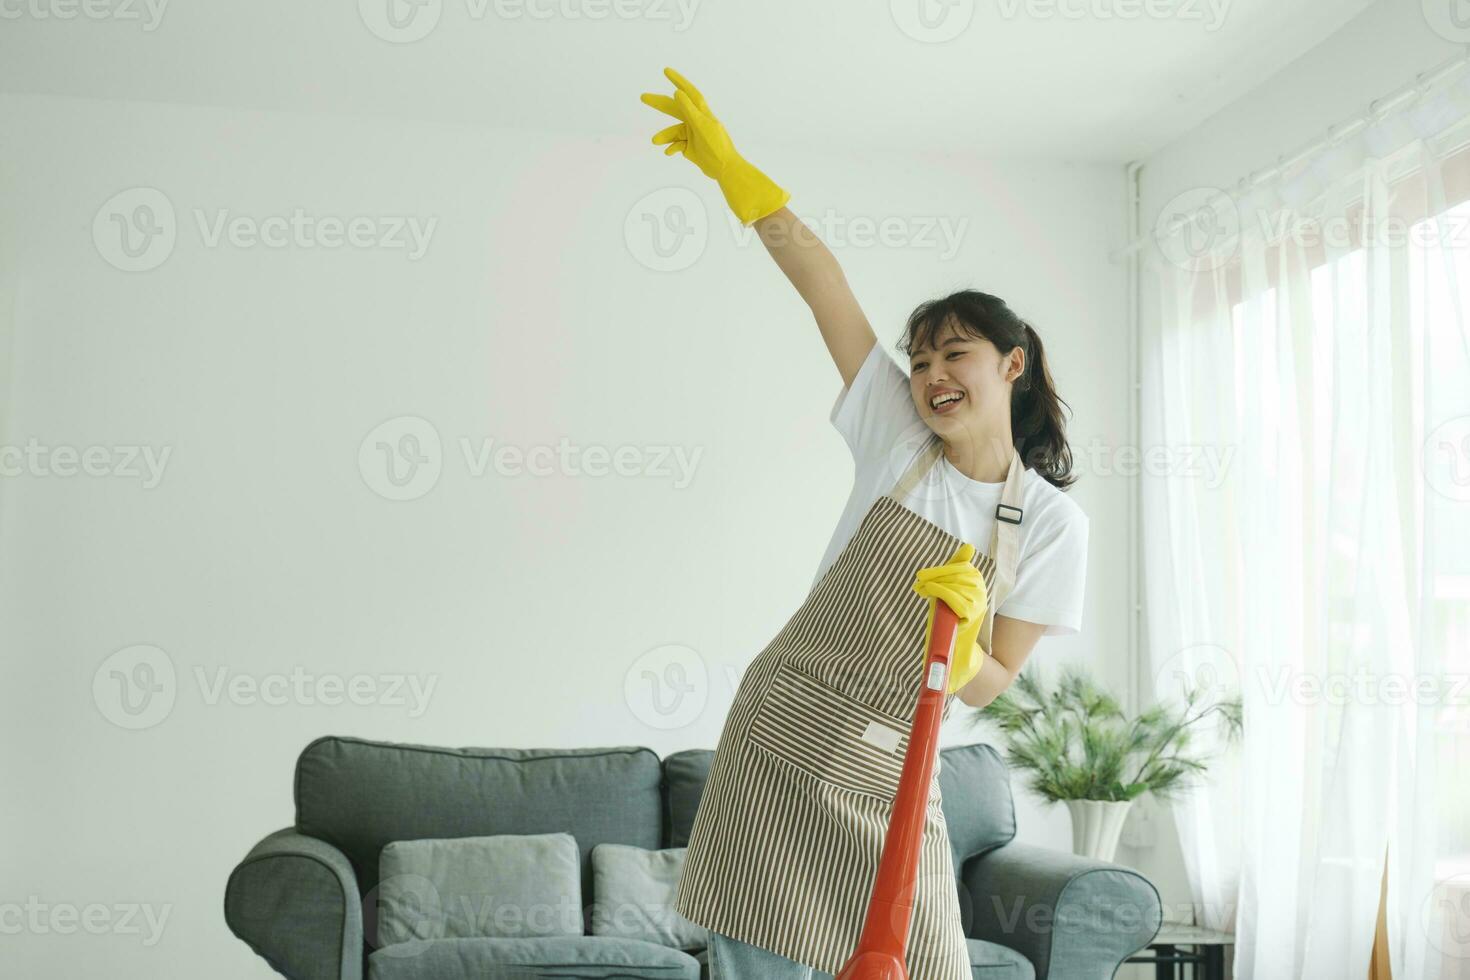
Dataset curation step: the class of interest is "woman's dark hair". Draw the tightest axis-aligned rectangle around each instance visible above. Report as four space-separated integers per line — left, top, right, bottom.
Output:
897 289 1076 490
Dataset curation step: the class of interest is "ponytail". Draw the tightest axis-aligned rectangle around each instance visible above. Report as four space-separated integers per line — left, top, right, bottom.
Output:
1011 320 1076 489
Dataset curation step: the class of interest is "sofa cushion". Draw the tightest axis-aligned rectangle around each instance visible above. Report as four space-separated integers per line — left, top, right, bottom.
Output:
661 742 1016 871
589 843 707 950
378 833 583 942
660 750 711 848
294 737 662 905
366 936 699 979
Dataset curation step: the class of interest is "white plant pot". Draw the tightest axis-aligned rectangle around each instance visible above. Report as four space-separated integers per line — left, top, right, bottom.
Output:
1065 798 1134 862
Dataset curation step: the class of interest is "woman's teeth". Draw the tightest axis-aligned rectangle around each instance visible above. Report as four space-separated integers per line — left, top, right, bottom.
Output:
931 392 964 413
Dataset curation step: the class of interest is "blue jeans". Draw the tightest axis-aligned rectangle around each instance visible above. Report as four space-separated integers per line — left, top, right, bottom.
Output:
706 930 837 980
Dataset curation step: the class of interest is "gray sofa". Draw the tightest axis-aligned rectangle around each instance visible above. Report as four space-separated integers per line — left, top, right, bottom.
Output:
225 736 1161 980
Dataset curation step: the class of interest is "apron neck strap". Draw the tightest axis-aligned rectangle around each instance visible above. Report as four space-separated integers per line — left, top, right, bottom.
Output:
988 446 1026 609
978 446 1027 656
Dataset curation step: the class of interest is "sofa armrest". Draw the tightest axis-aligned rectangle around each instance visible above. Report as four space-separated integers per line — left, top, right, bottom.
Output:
960 842 1161 980
225 827 364 980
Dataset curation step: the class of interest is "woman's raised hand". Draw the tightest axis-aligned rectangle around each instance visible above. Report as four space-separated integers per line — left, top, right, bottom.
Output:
639 67 790 226
639 67 729 179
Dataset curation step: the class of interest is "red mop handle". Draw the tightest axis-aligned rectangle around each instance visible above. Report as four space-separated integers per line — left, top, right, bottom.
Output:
835 599 959 980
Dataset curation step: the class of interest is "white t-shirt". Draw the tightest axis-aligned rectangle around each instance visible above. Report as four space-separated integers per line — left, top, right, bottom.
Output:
813 341 1089 637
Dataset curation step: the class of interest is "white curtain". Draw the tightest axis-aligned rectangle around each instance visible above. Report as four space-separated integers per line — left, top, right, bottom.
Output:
1140 67 1470 980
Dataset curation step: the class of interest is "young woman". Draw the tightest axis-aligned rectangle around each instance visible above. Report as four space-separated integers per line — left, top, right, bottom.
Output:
640 68 1089 980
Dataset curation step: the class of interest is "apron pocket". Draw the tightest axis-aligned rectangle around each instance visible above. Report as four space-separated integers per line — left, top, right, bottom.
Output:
746 661 912 803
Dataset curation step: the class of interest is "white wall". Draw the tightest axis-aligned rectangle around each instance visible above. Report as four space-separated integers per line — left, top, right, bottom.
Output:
0 93 1127 977
1124 0 1462 962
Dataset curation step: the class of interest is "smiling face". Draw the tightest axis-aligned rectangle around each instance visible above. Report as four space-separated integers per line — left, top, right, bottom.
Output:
908 316 1023 434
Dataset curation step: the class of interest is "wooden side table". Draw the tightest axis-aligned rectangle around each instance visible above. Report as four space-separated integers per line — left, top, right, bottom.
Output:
1124 922 1234 980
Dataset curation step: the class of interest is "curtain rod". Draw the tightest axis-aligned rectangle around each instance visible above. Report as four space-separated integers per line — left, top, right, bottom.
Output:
1109 46 1470 263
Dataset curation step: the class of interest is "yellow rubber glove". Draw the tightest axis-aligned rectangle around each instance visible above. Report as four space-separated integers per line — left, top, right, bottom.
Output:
911 543 991 695
639 67 791 226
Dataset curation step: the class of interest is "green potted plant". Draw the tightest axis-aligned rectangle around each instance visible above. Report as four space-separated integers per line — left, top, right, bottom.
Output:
965 662 1243 860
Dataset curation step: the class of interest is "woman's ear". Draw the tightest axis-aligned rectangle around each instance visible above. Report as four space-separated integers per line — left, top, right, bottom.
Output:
1005 346 1025 383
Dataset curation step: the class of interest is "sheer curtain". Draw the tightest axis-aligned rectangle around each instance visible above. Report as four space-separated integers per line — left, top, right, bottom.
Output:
1140 67 1470 980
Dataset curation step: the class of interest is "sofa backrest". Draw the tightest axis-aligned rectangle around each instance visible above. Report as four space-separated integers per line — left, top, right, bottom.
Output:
293 736 1017 910
294 737 662 900
661 741 1016 876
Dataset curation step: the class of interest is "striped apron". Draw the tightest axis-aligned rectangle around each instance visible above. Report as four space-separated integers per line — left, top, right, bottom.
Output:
673 434 1026 980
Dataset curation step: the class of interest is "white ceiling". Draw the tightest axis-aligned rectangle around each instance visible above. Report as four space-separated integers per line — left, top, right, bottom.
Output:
0 0 1375 162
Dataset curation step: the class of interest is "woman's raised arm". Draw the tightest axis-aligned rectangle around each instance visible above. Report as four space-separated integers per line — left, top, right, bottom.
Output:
640 67 877 388
752 207 877 390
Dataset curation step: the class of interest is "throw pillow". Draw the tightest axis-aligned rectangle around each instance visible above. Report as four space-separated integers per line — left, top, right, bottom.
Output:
588 843 709 950
377 832 582 944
